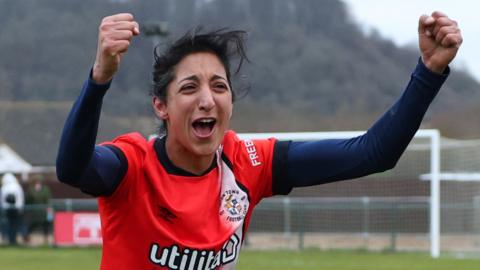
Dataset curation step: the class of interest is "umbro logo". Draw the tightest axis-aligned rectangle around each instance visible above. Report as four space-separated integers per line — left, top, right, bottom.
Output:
158 206 176 223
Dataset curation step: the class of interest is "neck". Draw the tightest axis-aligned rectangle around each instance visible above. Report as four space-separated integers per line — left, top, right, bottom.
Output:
164 137 216 175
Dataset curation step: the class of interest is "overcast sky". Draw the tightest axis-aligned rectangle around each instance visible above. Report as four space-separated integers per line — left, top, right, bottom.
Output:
342 0 479 81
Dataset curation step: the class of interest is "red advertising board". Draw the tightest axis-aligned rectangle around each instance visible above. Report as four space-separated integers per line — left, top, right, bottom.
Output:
54 212 102 246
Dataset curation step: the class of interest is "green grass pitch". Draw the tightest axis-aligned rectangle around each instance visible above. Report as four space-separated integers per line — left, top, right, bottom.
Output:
0 247 478 269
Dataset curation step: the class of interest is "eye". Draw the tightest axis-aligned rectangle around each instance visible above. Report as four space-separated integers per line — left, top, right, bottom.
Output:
213 82 229 92
180 84 196 93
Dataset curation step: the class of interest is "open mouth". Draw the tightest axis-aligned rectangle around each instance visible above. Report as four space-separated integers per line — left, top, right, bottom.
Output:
192 118 216 138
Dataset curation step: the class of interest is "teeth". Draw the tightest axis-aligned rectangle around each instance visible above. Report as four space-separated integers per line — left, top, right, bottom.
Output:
198 119 214 124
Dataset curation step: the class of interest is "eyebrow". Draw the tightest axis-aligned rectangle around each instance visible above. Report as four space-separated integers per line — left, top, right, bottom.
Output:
211 75 228 82
178 75 198 84
178 74 227 84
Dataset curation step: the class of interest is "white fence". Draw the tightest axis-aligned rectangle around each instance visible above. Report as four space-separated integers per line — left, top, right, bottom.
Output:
240 130 480 258
20 129 480 258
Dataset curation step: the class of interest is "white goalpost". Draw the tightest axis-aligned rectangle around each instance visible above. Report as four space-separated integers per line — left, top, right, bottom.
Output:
239 129 442 258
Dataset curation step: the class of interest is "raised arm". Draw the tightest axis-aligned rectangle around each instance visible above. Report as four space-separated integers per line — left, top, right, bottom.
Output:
275 12 462 194
56 14 139 196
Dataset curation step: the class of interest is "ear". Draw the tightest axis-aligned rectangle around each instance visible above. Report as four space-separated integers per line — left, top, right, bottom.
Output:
152 96 168 120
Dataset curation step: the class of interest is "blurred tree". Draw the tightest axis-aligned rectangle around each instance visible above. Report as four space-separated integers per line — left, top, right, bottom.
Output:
0 0 479 165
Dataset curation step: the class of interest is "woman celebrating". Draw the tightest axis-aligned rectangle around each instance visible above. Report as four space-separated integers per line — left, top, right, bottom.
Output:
57 12 461 270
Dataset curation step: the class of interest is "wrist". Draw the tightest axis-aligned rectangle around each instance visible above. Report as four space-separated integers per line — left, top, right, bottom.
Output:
421 56 446 74
87 68 112 94
92 63 114 85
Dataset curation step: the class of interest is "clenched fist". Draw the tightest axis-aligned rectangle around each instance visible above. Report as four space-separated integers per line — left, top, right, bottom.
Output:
418 11 462 74
92 13 140 84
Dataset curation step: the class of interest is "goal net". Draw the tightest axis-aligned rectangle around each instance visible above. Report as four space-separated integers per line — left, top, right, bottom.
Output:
239 130 480 258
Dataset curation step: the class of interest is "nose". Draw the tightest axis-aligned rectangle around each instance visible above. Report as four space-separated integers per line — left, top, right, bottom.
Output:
198 86 215 111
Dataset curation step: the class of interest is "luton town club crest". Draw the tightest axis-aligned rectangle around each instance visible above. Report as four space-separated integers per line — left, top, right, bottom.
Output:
220 189 248 223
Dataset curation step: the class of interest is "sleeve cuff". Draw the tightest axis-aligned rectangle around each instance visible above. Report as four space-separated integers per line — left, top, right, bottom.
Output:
87 68 112 91
84 68 112 99
414 58 449 90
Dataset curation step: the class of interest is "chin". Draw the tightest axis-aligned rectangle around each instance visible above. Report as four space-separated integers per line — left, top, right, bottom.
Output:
192 139 222 156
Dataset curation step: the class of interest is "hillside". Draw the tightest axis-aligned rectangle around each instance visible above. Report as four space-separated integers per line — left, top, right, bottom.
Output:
0 0 479 165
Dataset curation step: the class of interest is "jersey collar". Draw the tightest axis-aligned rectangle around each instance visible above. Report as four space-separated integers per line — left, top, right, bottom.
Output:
154 136 217 176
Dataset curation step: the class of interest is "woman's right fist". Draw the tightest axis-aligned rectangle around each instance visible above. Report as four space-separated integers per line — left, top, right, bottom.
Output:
92 13 140 84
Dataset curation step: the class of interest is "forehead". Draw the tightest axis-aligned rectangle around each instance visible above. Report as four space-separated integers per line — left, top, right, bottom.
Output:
173 52 227 80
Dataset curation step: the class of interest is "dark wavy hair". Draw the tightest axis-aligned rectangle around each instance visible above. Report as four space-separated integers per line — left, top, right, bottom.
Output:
151 27 249 104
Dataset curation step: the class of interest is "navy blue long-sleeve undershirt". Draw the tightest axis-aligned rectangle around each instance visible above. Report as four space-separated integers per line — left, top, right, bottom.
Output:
56 60 448 196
